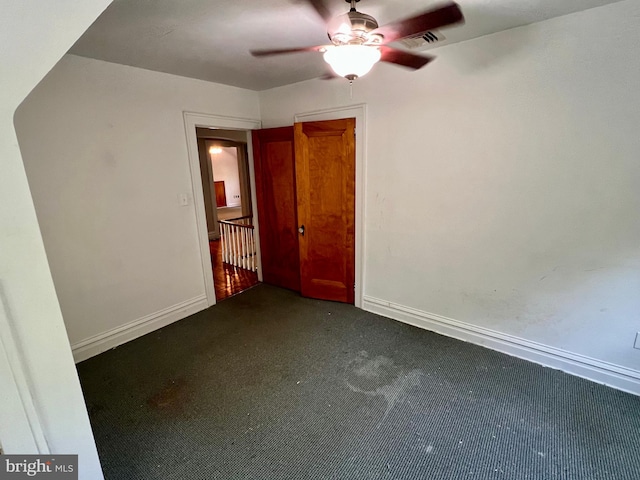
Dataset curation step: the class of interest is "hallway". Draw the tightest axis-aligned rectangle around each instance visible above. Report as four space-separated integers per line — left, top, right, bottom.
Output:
209 239 258 301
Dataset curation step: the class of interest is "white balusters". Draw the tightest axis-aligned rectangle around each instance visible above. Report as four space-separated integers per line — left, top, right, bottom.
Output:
218 216 257 272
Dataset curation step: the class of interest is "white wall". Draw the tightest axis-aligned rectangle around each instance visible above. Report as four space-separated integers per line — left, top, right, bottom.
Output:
211 147 242 207
0 0 112 477
259 1 640 387
14 54 260 358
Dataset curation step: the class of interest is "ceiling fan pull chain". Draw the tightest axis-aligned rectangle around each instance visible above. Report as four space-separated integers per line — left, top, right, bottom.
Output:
349 80 353 99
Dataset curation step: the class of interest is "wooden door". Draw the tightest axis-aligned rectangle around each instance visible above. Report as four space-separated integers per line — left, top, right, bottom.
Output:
252 127 301 291
214 181 227 207
294 118 355 303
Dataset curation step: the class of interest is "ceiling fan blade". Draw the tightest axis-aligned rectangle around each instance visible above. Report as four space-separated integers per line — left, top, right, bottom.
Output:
251 46 326 57
304 0 334 22
372 2 464 43
379 46 435 70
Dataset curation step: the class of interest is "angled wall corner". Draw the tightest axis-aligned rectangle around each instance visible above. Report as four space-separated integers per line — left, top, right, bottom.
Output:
1 1 113 478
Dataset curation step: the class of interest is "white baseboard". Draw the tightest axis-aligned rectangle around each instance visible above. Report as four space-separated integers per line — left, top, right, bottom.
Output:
72 295 208 363
363 296 640 396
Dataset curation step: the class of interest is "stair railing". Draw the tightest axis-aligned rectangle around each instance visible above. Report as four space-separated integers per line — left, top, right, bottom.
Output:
218 216 257 272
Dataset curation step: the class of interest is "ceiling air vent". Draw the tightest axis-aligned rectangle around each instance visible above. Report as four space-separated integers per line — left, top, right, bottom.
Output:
400 31 444 49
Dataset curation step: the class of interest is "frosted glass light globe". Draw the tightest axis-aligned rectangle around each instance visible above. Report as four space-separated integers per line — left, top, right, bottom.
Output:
323 45 381 79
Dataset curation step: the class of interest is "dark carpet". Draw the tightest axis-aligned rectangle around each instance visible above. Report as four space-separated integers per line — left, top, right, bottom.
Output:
78 284 640 480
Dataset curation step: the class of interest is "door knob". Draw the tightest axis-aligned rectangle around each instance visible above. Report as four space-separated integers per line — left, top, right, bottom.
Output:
298 225 305 235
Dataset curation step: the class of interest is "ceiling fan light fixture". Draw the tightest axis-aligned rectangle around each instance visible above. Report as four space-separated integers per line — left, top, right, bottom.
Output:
323 45 381 80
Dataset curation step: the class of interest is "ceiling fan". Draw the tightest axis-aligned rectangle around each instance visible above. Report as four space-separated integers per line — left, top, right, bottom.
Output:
251 0 464 81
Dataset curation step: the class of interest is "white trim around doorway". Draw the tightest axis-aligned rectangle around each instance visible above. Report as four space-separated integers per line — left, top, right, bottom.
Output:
0 294 49 453
182 112 262 307
294 104 367 309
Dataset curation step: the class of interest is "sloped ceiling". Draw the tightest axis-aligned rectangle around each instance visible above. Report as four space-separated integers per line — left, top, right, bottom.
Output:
69 0 622 91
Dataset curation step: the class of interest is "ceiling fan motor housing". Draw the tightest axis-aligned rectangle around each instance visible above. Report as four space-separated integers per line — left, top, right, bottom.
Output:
328 10 382 45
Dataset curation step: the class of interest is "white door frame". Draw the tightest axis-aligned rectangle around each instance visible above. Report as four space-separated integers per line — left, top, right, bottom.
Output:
294 104 367 309
202 138 220 240
0 294 49 453
183 112 262 307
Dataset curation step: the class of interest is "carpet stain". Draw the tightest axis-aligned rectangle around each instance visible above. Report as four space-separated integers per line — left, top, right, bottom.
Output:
417 441 435 454
346 351 423 427
87 403 105 416
354 354 395 378
147 378 190 412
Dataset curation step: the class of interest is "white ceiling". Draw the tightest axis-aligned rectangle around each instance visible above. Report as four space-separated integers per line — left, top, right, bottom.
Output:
69 0 621 91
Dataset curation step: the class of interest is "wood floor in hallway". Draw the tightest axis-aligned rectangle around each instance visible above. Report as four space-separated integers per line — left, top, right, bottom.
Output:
209 239 258 301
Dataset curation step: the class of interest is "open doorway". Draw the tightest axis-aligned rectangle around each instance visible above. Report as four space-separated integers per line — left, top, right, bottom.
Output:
183 108 365 309
196 128 259 302
210 144 244 221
